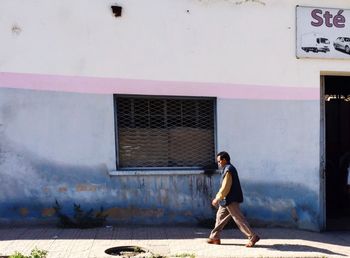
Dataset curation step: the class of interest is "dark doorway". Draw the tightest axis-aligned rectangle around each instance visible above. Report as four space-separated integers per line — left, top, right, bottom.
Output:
324 75 350 230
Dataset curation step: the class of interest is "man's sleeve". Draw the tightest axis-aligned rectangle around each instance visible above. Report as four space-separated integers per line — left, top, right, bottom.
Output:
215 172 232 200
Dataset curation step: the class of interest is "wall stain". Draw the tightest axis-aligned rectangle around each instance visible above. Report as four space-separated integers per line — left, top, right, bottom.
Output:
11 24 22 35
58 186 67 193
183 211 193 217
41 208 56 217
291 208 298 222
159 189 169 206
76 184 97 192
195 176 211 196
19 207 29 216
105 207 164 219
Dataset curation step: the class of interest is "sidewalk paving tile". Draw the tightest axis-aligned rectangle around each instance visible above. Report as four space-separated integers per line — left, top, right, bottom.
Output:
0 226 349 258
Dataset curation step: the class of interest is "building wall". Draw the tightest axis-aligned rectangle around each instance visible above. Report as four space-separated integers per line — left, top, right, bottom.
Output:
1 0 350 230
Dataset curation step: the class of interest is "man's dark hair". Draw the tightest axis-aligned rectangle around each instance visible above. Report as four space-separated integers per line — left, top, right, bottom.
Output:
217 151 231 163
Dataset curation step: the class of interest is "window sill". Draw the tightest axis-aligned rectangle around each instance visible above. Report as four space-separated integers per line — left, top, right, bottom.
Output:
108 170 219 176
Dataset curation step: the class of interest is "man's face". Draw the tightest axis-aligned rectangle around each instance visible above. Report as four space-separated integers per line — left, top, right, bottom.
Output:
217 156 227 169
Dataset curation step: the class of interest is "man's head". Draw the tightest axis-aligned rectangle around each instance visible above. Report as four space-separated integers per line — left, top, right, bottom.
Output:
216 151 231 168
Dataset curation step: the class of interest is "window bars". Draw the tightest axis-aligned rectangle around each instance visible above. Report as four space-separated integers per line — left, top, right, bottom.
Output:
115 96 215 169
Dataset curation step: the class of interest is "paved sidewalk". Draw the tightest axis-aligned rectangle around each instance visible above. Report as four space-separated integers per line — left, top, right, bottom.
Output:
0 226 349 258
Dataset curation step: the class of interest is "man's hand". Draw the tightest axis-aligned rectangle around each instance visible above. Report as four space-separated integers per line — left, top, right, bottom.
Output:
211 198 219 207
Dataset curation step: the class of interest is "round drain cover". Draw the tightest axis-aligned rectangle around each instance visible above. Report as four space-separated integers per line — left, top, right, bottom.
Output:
105 246 149 257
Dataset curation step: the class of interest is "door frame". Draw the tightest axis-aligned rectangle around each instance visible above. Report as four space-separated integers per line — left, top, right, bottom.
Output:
320 75 326 231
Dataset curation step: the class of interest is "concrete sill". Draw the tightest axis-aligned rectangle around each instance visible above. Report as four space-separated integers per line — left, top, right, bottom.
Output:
108 170 214 176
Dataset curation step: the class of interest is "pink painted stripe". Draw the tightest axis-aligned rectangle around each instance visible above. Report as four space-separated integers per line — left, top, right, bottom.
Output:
0 72 319 100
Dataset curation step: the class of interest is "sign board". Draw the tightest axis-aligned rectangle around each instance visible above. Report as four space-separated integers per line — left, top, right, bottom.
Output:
296 6 350 59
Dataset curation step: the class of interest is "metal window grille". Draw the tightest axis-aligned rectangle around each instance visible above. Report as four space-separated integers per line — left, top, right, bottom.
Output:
115 96 216 169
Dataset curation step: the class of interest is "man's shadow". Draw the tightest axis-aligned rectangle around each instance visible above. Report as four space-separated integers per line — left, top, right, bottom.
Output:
221 243 347 257
269 244 347 256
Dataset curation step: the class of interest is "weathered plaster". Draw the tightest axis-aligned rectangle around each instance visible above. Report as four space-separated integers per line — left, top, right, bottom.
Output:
105 207 164 219
19 208 29 217
58 187 67 193
243 182 319 230
75 184 98 192
0 87 322 230
41 208 55 217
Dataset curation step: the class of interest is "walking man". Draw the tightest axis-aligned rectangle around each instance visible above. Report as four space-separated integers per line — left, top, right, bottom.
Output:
207 151 260 247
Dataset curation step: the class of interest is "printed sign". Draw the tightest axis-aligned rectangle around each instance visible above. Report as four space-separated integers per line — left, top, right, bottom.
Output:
296 6 350 59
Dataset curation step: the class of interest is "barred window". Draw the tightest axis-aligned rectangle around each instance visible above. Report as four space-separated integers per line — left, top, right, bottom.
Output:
115 96 216 169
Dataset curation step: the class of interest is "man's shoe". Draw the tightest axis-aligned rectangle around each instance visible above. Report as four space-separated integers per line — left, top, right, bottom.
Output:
245 235 260 247
207 238 221 245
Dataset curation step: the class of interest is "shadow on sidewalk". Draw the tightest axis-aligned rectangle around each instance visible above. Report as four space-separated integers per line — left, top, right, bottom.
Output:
269 244 347 257
220 243 347 257
0 226 349 248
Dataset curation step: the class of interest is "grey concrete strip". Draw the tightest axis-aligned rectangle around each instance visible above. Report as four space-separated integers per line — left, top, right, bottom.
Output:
0 226 349 258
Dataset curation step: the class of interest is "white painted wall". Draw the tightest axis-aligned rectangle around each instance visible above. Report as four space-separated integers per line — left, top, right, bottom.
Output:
2 0 350 229
217 99 319 189
0 88 116 169
0 0 350 87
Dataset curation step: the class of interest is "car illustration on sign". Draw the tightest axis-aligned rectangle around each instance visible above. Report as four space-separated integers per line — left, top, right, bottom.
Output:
333 37 350 54
301 33 330 53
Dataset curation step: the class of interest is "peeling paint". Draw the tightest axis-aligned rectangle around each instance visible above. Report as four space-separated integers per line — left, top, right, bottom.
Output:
19 208 29 216
183 211 193 217
41 207 56 217
58 186 67 192
243 182 320 230
105 207 164 219
75 184 97 192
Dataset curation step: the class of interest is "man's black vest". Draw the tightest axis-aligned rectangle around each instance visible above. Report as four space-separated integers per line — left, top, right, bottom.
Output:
220 164 243 205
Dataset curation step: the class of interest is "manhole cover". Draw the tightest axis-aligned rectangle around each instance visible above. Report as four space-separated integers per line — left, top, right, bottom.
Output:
105 246 151 257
